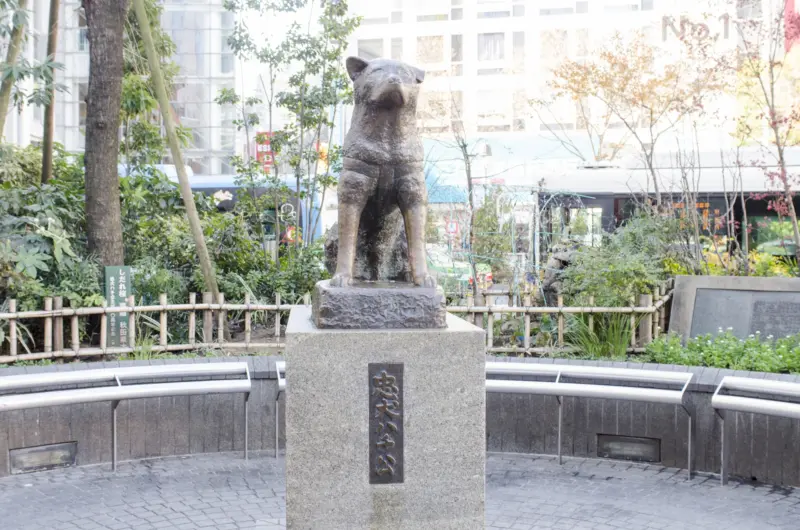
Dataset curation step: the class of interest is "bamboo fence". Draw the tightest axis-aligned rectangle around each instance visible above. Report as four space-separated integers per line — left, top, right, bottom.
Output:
0 279 674 364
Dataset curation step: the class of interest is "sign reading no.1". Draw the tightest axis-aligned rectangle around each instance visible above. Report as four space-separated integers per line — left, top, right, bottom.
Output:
104 266 132 347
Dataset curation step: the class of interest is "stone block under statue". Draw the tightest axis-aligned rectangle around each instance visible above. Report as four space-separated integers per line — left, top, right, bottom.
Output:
311 279 447 329
284 306 486 530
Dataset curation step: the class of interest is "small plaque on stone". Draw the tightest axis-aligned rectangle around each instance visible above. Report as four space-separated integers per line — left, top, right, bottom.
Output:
369 363 404 484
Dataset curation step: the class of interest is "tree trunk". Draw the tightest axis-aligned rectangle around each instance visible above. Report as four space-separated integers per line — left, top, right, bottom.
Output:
131 0 220 298
41 0 60 183
83 0 127 266
464 151 479 299
0 0 29 136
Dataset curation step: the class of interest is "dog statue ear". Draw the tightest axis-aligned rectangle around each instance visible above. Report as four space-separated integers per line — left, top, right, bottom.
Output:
412 66 425 84
346 56 370 81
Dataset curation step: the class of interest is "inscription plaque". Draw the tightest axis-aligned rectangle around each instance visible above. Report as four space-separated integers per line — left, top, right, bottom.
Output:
369 362 404 484
750 301 800 338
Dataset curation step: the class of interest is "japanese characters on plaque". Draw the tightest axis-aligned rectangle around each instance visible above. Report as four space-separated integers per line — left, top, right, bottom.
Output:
369 363 404 484
104 266 132 347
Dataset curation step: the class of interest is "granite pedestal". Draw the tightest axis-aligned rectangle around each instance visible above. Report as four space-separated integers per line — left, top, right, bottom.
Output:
284 306 486 530
312 279 446 329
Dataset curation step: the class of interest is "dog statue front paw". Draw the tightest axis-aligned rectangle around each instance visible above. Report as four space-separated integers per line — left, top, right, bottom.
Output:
414 274 436 288
330 273 352 288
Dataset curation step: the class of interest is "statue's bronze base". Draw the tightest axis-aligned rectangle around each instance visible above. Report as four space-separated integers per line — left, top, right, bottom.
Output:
311 280 447 330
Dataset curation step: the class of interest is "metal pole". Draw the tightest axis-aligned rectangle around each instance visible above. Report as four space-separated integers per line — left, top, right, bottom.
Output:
719 412 728 485
557 396 563 465
275 398 280 459
111 400 119 471
244 393 250 460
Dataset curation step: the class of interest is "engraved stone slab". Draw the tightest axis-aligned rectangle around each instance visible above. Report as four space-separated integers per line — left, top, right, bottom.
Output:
369 363 404 484
312 280 446 329
285 306 485 530
670 276 800 340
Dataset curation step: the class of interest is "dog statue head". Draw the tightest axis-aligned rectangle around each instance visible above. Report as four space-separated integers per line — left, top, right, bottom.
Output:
346 57 425 111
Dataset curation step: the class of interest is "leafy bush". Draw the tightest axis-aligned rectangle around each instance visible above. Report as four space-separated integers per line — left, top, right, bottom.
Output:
565 314 636 360
561 213 675 306
644 330 800 373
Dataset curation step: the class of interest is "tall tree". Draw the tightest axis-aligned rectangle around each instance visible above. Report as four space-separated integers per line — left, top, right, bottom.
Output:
82 0 128 266
548 30 729 206
734 2 800 267
40 0 60 183
131 0 220 297
0 0 28 135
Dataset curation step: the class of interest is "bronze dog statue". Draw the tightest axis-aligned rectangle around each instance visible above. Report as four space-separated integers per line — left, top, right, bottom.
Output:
330 56 434 288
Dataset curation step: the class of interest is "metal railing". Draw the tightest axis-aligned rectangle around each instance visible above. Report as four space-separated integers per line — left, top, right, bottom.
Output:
712 376 800 485
0 363 252 469
486 361 695 477
0 280 673 364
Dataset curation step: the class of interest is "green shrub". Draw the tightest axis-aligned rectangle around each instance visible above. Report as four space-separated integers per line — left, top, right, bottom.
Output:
565 313 635 360
644 330 800 373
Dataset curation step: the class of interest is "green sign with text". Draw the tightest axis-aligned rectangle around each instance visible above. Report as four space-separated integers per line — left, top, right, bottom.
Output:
104 266 132 347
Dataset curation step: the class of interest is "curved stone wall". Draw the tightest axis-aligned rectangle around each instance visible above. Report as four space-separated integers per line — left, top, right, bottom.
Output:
1 356 799 487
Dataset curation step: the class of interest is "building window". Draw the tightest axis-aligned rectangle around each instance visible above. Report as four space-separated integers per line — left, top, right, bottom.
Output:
417 36 444 64
641 0 653 10
540 30 568 67
78 10 88 52
391 38 403 60
513 5 525 16
541 7 574 15
78 82 88 128
568 207 604 247
451 34 463 62
391 11 403 22
451 8 463 19
358 39 383 60
477 33 504 61
478 10 510 19
576 1 589 13
576 28 589 57
737 0 761 19
513 32 525 66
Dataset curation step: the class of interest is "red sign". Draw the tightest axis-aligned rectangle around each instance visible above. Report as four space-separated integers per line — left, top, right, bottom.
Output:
445 221 459 234
255 132 274 172
788 0 799 52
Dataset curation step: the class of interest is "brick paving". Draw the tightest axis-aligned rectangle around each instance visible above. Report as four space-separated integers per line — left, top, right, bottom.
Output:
1 452 799 529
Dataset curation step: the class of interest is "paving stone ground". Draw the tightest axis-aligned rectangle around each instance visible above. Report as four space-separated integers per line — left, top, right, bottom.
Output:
1 452 799 529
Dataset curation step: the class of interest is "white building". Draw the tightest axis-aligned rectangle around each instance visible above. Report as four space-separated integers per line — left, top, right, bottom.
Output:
2 0 238 176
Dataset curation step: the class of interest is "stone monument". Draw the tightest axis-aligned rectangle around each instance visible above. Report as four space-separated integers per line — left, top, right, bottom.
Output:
285 57 486 529
669 275 800 341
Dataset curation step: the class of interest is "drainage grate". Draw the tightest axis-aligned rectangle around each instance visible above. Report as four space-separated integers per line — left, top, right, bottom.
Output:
9 442 77 474
597 434 660 463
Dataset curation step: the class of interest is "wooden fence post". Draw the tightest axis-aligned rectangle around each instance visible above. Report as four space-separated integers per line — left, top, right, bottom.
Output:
630 295 637 349
486 293 494 350
159 293 168 348
652 288 660 339
274 293 281 338
53 296 63 352
44 297 53 353
8 299 16 357
217 292 225 346
202 292 212 343
303 293 310 305
557 295 564 347
466 292 474 325
188 293 196 346
127 295 136 349
659 285 667 335
244 293 251 349
71 299 80 355
588 295 595 335
523 293 531 352
100 299 108 352
639 293 653 346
